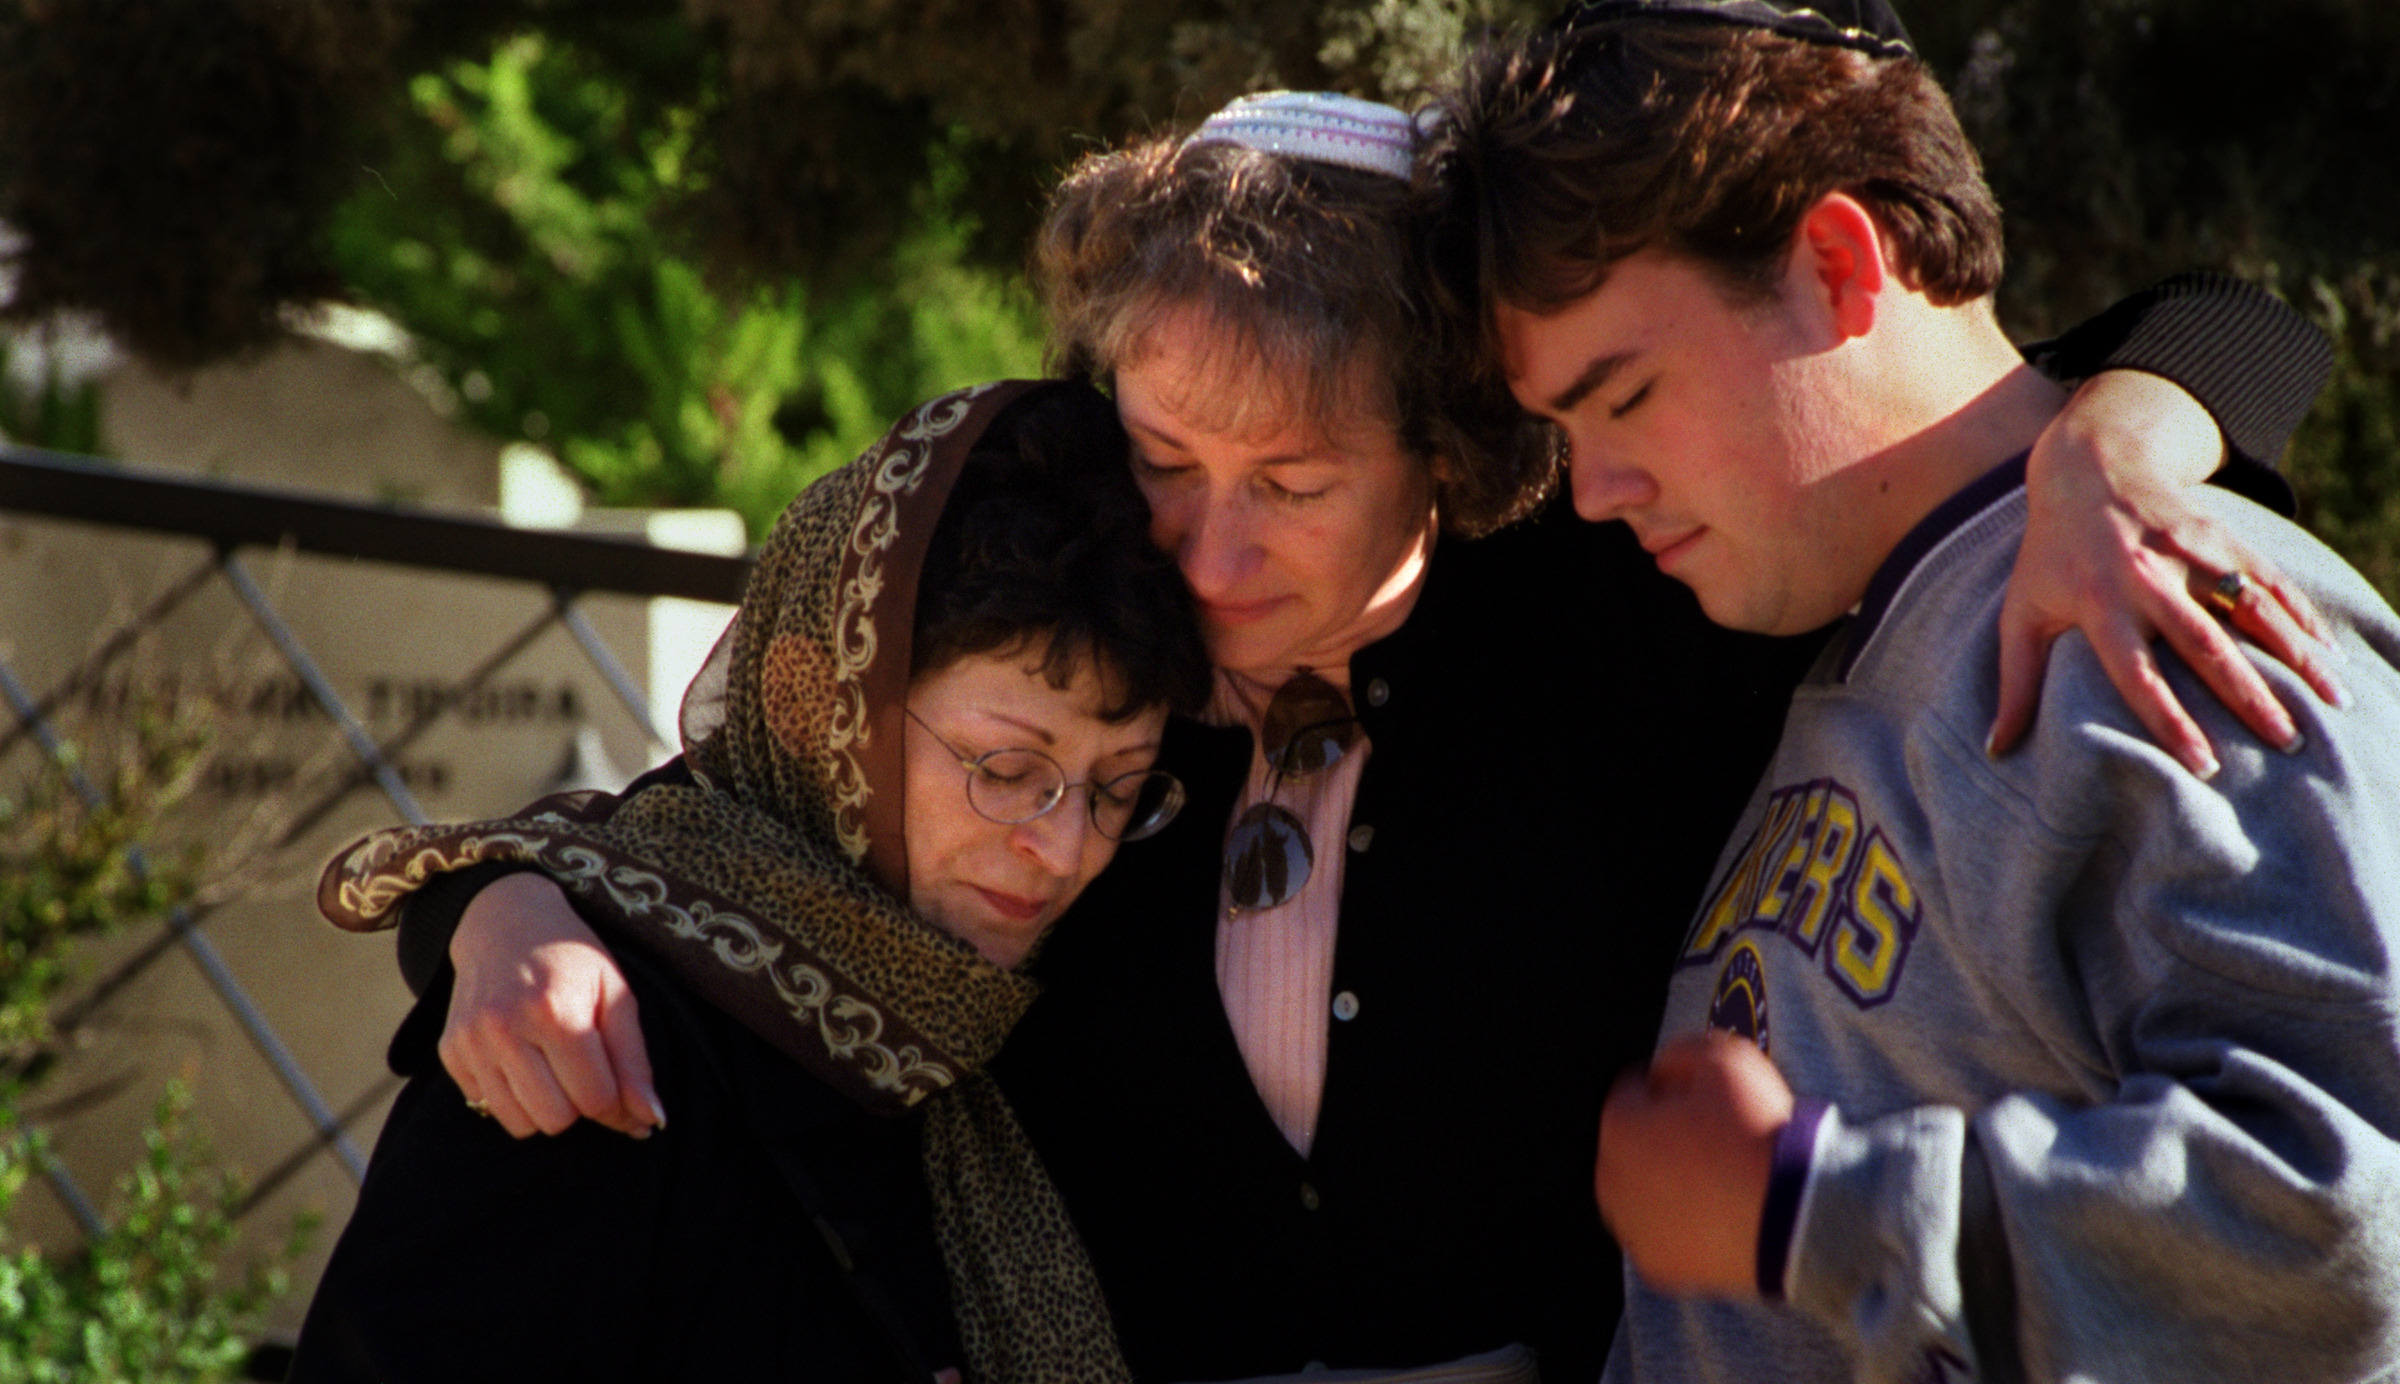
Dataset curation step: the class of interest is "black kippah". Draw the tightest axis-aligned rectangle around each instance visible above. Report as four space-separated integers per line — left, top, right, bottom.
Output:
1547 0 1915 59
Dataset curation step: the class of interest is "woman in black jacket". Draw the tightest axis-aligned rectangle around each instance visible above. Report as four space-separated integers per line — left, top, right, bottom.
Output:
291 381 1209 1383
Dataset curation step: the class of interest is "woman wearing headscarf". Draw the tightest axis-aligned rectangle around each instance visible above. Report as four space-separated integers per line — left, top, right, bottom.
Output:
394 61 2336 1384
289 381 1208 1384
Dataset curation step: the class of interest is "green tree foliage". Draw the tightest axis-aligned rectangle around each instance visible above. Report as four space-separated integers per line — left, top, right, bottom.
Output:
671 0 1539 280
0 719 300 1382
2287 270 2400 598
0 0 398 367
0 339 103 457
0 0 2392 583
0 714 203 1076
0 1090 301 1384
322 29 1046 535
1907 0 2400 596
0 0 1533 379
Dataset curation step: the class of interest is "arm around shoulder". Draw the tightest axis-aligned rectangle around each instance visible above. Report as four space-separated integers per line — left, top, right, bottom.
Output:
2029 269 2333 486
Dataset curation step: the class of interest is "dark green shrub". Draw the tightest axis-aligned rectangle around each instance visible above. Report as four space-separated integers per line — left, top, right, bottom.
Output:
0 716 303 1383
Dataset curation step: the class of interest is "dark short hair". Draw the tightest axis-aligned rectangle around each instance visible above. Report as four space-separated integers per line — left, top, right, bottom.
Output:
912 382 1213 721
1431 19 2004 317
1037 134 1558 538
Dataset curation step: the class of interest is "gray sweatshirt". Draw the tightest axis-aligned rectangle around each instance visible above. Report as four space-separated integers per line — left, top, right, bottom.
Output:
1608 460 2400 1384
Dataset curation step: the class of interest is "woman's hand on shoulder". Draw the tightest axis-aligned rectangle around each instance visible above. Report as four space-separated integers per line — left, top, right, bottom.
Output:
1993 369 2348 778
442 871 665 1140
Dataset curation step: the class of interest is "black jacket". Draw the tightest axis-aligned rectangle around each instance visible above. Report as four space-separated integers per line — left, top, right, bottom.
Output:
995 507 1812 1383
293 922 961 1384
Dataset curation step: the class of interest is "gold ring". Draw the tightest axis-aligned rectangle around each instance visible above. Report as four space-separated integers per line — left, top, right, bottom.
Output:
465 1098 493 1118
2204 569 2250 616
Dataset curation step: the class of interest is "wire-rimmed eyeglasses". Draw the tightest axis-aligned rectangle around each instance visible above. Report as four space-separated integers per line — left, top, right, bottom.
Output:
906 709 1186 842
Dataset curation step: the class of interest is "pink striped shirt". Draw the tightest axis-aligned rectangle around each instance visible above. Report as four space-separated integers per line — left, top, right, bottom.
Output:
1210 522 1432 1155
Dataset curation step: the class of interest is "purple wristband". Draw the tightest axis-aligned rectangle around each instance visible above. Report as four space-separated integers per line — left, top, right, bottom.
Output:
1756 1098 1830 1300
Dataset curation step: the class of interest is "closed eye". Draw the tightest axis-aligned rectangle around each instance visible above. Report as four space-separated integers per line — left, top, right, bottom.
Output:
1132 450 1196 480
1609 380 1654 420
1257 461 1344 504
1264 476 1331 504
1093 769 1158 806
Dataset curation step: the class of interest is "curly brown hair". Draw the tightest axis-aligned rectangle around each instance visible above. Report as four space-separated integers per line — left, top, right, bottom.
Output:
916 382 1212 721
1036 132 1558 538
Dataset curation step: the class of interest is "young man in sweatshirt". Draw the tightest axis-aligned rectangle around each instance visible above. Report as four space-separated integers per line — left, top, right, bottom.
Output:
1440 3 2400 1380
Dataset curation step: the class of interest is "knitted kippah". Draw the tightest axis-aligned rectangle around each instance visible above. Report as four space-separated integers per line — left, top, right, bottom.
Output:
1184 91 1418 181
1549 0 1914 59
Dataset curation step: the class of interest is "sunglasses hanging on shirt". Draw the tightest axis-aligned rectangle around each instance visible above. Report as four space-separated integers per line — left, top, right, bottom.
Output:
1224 670 1362 914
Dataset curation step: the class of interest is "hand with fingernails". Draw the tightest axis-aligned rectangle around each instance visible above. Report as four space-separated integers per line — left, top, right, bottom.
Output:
1990 371 2349 781
441 871 667 1140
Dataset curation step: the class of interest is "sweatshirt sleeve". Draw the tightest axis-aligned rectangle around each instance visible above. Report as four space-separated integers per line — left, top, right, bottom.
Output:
1776 505 2400 1384
2024 271 2334 514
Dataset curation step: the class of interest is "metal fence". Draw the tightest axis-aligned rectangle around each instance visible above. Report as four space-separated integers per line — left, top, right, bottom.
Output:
0 443 748 1269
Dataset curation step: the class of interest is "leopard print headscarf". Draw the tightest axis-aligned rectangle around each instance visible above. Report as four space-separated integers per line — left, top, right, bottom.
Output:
322 381 1133 1384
